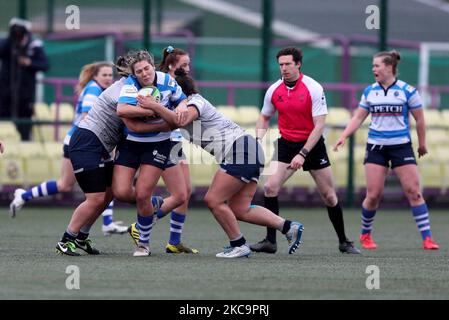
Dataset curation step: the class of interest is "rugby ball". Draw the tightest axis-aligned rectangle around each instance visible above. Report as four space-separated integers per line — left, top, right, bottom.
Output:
137 86 161 103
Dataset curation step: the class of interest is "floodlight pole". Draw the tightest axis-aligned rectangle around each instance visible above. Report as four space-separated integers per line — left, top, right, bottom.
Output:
143 0 152 50
47 0 54 34
261 0 273 105
18 0 28 19
156 0 163 33
379 0 388 51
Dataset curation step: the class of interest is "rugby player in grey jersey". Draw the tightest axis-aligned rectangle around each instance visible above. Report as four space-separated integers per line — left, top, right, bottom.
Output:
55 55 169 256
135 70 305 258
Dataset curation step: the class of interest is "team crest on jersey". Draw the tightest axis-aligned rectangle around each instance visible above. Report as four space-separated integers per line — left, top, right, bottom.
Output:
405 85 415 93
168 77 176 87
394 91 399 97
277 95 284 102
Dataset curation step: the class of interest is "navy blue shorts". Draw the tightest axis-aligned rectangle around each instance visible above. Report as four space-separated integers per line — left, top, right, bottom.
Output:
220 135 265 183
115 139 175 170
364 142 417 169
274 136 331 171
63 144 69 159
68 128 114 193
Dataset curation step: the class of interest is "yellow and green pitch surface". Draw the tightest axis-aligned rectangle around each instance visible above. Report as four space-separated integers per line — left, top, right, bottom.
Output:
1 207 448 299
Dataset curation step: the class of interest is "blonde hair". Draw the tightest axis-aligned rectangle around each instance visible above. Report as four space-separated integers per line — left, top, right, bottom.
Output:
374 50 401 76
76 61 113 94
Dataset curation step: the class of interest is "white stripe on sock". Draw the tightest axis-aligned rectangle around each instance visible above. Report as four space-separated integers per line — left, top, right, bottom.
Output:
170 228 182 233
40 182 48 196
102 210 113 217
170 220 184 227
414 213 428 220
31 187 39 198
419 225 431 231
418 221 430 228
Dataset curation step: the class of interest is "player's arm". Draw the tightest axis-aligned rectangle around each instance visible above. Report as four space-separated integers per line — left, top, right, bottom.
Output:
117 103 156 118
408 87 427 157
121 117 172 133
410 108 427 157
136 95 178 128
302 114 327 152
258 84 276 141
255 114 271 142
333 108 369 151
178 104 199 127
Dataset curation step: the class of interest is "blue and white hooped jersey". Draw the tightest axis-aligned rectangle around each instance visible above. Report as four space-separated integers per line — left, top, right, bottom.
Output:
359 79 422 146
118 71 186 143
64 80 103 145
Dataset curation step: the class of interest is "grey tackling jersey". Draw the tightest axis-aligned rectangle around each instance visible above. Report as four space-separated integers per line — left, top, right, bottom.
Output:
78 78 125 152
182 93 246 162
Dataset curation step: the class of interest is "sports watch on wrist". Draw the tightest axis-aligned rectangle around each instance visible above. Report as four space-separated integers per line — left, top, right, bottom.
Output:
299 147 309 158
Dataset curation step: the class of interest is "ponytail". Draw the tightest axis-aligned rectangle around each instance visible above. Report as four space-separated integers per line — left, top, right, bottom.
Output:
158 46 188 73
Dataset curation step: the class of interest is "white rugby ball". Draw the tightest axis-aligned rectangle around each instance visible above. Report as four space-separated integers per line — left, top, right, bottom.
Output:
137 86 161 103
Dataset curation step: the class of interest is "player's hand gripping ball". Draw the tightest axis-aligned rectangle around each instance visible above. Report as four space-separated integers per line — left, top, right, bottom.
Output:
137 86 161 102
137 86 163 123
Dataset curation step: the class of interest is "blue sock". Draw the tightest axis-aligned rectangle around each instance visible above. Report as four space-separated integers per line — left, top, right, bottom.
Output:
169 211 185 245
411 203 432 240
361 207 376 235
137 214 153 245
102 200 114 226
22 180 58 201
156 208 168 219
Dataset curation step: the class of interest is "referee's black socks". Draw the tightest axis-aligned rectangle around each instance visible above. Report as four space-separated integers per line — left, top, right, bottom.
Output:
327 202 347 243
264 196 279 244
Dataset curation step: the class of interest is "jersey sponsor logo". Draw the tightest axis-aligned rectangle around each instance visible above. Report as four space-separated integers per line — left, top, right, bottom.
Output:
370 105 403 114
123 86 137 94
320 158 328 165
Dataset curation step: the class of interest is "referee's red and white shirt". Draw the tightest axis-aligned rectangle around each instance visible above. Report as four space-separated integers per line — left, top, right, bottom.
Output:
261 73 328 142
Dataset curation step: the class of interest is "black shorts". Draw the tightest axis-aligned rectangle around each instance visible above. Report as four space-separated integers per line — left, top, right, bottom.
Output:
273 136 331 171
63 144 70 159
220 135 265 183
364 142 417 169
68 128 114 193
115 139 174 170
